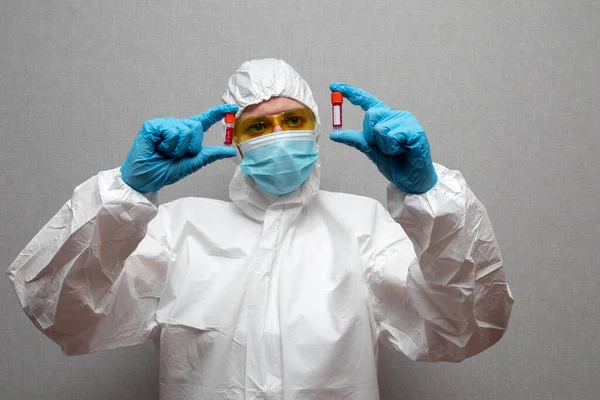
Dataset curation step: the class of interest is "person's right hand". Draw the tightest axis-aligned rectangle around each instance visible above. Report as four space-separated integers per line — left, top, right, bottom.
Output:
120 104 238 192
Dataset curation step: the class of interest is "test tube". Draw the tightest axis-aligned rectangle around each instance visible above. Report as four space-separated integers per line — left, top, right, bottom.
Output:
223 112 236 145
331 92 343 130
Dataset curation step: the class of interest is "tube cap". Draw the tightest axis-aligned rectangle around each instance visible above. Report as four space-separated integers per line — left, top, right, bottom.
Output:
331 92 343 104
224 112 236 123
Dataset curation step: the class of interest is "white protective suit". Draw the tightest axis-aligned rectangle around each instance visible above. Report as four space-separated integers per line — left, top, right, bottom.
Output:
7 59 513 400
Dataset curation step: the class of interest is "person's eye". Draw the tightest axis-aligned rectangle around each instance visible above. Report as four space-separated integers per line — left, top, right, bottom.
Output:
249 123 266 133
287 116 303 126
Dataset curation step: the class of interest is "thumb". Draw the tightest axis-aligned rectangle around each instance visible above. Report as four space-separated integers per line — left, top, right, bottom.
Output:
330 130 372 154
188 104 239 131
192 145 237 168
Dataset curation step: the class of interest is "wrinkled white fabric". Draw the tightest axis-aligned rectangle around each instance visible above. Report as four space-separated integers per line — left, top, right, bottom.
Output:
7 59 513 400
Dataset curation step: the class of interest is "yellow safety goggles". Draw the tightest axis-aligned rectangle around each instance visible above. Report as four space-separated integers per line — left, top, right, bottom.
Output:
234 107 316 144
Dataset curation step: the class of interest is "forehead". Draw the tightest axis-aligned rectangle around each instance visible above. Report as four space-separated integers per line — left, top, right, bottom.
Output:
239 97 306 119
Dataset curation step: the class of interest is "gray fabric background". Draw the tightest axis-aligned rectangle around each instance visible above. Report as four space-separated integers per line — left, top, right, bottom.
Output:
1 1 598 399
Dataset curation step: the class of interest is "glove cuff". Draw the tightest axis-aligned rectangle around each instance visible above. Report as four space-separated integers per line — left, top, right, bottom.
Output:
393 162 438 194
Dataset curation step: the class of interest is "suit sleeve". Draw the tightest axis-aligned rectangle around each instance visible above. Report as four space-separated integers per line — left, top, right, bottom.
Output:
7 168 172 355
366 164 514 362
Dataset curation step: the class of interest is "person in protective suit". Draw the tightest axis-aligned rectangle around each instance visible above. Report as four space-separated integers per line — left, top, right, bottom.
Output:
8 58 513 400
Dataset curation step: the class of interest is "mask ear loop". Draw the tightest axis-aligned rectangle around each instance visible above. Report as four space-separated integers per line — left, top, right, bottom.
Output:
228 143 243 165
235 143 244 162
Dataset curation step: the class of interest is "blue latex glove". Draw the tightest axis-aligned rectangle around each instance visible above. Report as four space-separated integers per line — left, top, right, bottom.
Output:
329 83 437 194
121 104 238 193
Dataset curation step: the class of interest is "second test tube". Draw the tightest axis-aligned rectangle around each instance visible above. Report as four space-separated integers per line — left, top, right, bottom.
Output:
331 92 343 130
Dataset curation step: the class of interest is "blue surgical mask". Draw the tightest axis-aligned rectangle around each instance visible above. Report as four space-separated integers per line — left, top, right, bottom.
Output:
239 130 318 196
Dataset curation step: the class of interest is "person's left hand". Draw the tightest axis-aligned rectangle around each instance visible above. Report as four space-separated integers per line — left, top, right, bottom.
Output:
329 83 437 194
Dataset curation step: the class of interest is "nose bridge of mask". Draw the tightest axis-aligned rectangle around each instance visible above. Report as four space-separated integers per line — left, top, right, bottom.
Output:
238 130 316 154
234 107 316 144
